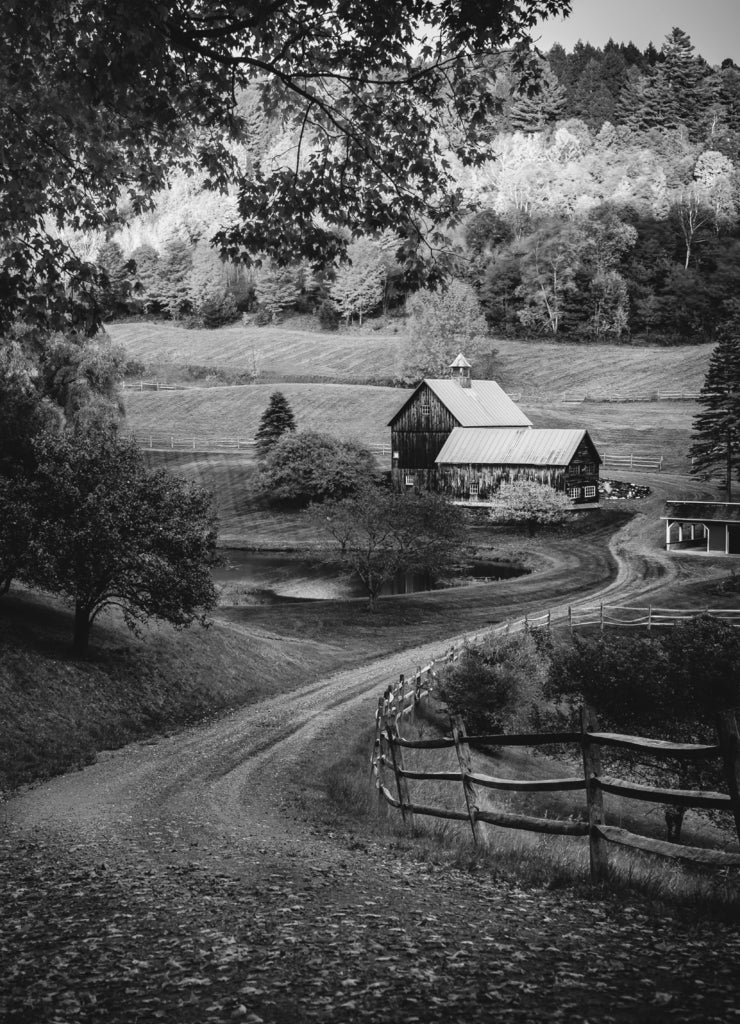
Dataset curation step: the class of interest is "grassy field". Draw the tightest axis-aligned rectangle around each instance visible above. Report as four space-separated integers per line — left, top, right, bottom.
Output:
127 382 406 449
130 393 697 487
108 317 714 397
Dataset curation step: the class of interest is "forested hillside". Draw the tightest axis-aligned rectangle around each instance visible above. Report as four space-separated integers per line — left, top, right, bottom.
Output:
83 27 740 346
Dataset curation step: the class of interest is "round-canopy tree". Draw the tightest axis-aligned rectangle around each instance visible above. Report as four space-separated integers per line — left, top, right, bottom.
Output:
258 431 377 507
24 425 220 655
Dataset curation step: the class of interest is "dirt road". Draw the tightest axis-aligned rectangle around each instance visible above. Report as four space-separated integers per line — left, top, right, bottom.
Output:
3 475 740 1023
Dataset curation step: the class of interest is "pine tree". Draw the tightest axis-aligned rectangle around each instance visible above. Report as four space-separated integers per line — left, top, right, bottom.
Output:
661 28 708 130
254 260 300 321
509 67 566 133
255 391 297 458
130 244 161 314
690 333 740 499
150 239 193 319
96 241 132 318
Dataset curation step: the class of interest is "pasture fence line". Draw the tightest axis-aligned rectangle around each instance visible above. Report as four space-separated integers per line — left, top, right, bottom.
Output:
371 608 740 881
127 429 659 472
562 389 699 403
128 431 393 458
599 452 663 472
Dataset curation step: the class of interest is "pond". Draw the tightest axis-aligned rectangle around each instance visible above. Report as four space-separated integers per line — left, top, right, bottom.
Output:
213 550 528 604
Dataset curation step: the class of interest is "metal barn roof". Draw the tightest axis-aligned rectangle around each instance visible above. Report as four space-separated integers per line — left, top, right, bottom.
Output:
425 379 532 427
435 427 593 467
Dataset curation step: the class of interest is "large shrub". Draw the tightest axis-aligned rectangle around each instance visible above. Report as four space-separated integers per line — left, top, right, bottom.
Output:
257 431 377 507
439 632 549 735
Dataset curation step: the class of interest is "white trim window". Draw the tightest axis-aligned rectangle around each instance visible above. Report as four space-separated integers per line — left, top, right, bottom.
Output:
584 485 596 498
469 482 479 498
420 402 430 417
405 474 415 487
568 486 581 499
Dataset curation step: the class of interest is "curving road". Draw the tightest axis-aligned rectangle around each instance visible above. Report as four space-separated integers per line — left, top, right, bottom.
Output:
4 472 740 1024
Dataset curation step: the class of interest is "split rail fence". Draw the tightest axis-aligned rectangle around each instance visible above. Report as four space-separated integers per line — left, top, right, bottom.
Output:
371 610 740 882
128 431 391 459
129 430 657 473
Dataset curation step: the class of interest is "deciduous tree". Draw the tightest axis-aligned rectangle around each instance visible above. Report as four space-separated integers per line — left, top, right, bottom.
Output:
311 487 470 609
258 431 377 507
401 279 494 380
24 425 219 656
489 479 573 534
2 0 571 332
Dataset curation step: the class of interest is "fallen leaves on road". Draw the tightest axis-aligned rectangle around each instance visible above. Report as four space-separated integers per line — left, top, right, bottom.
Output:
2 832 740 1024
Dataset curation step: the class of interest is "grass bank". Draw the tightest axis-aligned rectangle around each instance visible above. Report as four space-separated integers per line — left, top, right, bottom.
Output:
0 506 627 792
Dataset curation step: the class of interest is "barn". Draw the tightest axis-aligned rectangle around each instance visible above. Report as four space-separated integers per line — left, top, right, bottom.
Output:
388 355 601 506
662 501 740 555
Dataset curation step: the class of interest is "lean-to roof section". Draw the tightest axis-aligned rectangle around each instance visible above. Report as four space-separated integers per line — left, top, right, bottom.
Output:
435 427 594 467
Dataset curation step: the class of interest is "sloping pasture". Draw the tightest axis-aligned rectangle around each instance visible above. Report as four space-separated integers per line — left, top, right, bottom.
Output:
108 320 402 381
108 319 714 398
125 382 409 448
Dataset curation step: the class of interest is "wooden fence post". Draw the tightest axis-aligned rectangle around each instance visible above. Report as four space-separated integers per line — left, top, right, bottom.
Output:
647 604 652 631
581 705 608 884
452 715 480 845
386 720 414 829
600 603 604 633
371 696 384 781
717 709 740 846
398 674 405 719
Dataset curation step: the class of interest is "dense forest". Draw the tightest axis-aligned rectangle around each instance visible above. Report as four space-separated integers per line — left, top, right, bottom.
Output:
84 27 740 345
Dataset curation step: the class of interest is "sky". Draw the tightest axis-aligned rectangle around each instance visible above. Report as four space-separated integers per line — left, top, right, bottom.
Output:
533 0 739 67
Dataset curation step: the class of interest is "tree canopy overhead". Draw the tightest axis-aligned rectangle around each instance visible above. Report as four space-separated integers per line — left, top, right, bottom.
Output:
1 0 571 331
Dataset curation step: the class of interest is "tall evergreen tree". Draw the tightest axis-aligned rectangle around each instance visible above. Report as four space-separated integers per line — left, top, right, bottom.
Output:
690 333 740 499
660 28 710 134
255 392 297 459
509 66 566 133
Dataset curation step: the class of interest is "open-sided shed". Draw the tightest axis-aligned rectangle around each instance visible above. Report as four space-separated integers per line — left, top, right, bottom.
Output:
662 501 740 555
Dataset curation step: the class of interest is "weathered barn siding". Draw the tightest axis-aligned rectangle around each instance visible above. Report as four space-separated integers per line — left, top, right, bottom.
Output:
436 437 600 505
390 384 459 490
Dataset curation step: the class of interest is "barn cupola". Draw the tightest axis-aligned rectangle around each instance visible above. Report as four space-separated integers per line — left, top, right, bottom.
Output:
450 352 472 388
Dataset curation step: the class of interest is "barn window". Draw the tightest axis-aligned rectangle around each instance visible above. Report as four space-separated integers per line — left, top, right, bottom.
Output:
420 402 430 416
584 485 596 498
568 486 581 499
469 482 479 498
405 475 414 487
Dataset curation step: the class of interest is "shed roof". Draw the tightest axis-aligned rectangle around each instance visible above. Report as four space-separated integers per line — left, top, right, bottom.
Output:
435 427 596 467
388 378 532 428
662 501 740 524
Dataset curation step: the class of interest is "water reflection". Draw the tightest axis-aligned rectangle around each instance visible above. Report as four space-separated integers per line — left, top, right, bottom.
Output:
214 550 526 604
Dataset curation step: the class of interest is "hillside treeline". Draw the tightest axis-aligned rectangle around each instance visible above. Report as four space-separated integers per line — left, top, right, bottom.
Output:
84 27 740 345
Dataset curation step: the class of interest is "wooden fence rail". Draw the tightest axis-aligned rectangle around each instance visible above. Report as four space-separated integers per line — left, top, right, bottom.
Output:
371 611 740 881
127 431 392 458
562 390 699 403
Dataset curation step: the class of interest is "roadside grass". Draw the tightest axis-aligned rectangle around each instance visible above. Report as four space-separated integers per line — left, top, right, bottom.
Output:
323 710 740 917
0 586 360 793
107 317 713 399
0 508 626 794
